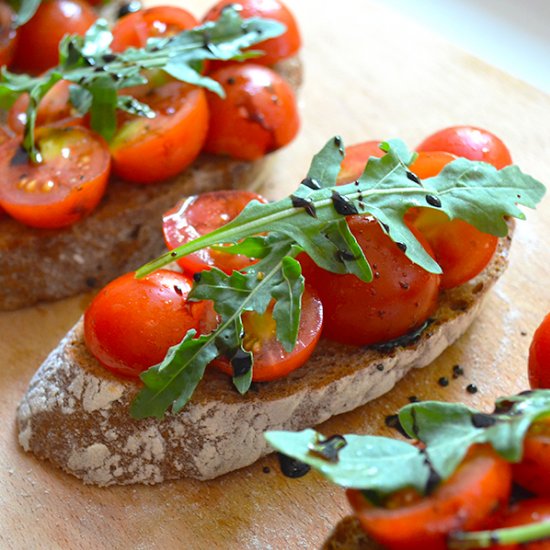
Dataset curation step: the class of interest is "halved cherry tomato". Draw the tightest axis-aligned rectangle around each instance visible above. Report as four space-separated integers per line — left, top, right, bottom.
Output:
204 64 299 160
512 419 550 496
299 216 440 347
111 5 198 52
203 0 301 66
110 79 208 183
84 270 216 378
0 126 110 228
0 3 18 67
529 314 550 390
8 80 85 135
11 0 97 74
406 151 499 289
337 140 385 184
212 286 323 381
163 190 268 274
488 499 550 550
347 445 512 550
417 126 512 169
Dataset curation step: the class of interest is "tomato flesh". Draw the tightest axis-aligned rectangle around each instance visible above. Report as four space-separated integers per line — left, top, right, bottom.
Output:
212 286 323 381
337 140 385 184
0 3 18 67
300 216 440 347
204 64 299 160
529 314 550 390
163 190 268 274
11 0 97 74
111 6 198 52
8 80 85 135
347 445 512 550
84 270 216 378
110 80 208 183
203 0 301 66
0 126 110 228
417 125 512 169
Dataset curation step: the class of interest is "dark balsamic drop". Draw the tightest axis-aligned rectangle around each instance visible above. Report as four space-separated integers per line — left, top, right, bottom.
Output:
230 349 252 377
277 453 311 478
290 194 317 218
309 435 347 463
369 319 431 352
333 136 345 155
331 191 358 215
406 171 422 185
452 364 464 379
173 285 183 296
396 242 407 253
193 272 202 282
438 377 449 387
466 384 478 394
384 415 411 439
300 177 322 190
425 194 442 208
471 413 496 428
380 222 390 234
335 249 357 263
408 395 420 403
117 0 142 18
262 466 271 474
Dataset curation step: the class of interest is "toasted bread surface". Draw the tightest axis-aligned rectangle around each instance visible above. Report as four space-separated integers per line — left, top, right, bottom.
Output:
16 230 512 485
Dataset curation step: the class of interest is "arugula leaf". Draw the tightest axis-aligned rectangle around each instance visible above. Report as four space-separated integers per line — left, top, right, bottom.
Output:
9 0 41 27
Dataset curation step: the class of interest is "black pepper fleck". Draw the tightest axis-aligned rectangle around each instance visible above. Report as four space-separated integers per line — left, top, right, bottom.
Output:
466 384 478 394
438 377 449 387
262 466 271 474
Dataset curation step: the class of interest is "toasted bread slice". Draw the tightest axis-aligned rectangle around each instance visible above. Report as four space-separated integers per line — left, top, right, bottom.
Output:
322 516 382 550
16 229 512 485
0 57 302 311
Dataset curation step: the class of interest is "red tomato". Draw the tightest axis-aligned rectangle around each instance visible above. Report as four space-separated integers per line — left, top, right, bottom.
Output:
417 126 512 169
337 140 385 184
300 216 440 347
212 286 323 381
8 80 85 135
11 0 97 74
0 126 110 228
347 445 512 550
488 499 550 550
512 419 550 496
163 190 268 274
110 80 208 183
111 6 198 52
529 314 550 389
406 151 499 289
0 3 18 67
84 270 216 378
204 64 299 160
203 0 301 66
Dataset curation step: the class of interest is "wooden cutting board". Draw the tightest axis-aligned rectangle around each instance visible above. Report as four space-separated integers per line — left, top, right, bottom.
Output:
2 0 549 548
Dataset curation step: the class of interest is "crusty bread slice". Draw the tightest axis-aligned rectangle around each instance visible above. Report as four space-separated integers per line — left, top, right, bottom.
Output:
16 230 512 485
0 57 302 311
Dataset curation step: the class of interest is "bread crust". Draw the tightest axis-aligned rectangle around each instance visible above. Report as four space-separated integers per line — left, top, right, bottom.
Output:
16 230 512 485
0 58 302 311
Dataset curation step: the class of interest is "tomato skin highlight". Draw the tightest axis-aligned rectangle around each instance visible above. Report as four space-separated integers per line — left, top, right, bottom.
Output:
8 80 85 135
347 445 512 550
204 64 299 160
111 6 199 52
163 190 268 274
110 82 208 184
0 126 110 228
529 314 550 390
212 286 323 382
203 0 301 66
300 216 440 347
337 140 385 184
11 0 97 74
84 270 214 378
0 3 18 67
417 125 512 169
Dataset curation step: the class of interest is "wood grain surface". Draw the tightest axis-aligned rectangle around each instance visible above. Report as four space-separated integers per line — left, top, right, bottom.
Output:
1 0 550 548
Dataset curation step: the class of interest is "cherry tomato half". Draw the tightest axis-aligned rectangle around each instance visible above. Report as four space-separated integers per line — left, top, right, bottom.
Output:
0 3 18 67
111 5 198 52
110 80 208 183
337 140 385 184
8 80 85 135
163 190 268 274
204 64 299 160
11 0 97 74
212 286 323 382
417 126 512 169
84 270 216 378
203 0 301 66
406 151 499 289
529 314 550 389
0 126 110 228
512 419 550 496
488 499 550 550
347 445 512 550
300 216 440 347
